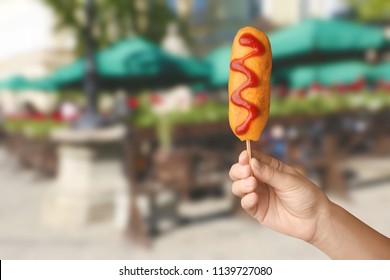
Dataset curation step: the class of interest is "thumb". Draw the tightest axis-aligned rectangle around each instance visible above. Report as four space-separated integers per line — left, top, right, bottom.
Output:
251 158 295 190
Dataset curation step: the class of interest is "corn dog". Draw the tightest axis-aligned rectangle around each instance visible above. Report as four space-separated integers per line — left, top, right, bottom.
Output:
228 26 272 141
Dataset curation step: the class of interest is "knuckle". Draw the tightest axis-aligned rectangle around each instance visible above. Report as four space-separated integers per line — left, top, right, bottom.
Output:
271 157 282 171
240 197 248 210
246 177 256 191
262 165 274 181
231 181 239 195
243 165 251 177
228 164 237 179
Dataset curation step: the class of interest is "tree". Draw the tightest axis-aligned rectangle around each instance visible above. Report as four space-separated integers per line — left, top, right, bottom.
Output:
346 0 390 22
43 0 176 55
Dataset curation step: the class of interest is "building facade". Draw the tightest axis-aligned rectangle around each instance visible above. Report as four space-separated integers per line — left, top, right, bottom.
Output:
0 0 75 79
261 0 348 26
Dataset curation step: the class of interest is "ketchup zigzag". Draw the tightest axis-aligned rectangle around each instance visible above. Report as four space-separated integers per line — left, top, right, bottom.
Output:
230 33 265 135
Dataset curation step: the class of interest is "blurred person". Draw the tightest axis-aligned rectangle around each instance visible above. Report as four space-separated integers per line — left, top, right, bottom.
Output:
230 150 390 259
270 124 286 161
112 91 129 121
161 22 190 57
151 86 193 115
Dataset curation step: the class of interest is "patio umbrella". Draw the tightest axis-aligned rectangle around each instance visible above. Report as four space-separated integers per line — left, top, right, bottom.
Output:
48 59 86 88
97 37 164 78
169 55 209 79
0 77 58 92
39 37 208 91
0 75 30 91
204 19 386 88
23 77 58 92
277 65 317 89
372 62 390 82
275 61 374 89
97 37 209 88
204 45 231 87
269 19 386 60
317 61 372 86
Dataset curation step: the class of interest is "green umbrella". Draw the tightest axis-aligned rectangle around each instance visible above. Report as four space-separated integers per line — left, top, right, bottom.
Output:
24 77 58 92
269 19 386 59
0 75 58 92
205 45 231 87
97 37 164 77
98 37 209 80
169 55 209 79
48 59 86 87
40 36 208 90
0 79 7 89
372 62 390 82
317 61 371 86
278 65 317 89
0 75 30 91
275 61 374 89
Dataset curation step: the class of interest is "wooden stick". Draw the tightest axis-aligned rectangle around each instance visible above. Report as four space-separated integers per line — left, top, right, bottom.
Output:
246 139 253 176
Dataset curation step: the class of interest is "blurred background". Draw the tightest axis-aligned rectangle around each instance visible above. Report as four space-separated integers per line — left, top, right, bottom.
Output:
0 0 389 259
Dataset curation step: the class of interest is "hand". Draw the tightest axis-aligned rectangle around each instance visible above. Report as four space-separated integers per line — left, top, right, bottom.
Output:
229 150 331 243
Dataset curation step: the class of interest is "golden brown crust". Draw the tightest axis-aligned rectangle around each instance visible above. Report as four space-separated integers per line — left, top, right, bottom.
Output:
228 26 272 141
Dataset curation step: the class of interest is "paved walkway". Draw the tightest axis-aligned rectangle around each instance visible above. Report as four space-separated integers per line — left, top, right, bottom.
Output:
0 147 389 259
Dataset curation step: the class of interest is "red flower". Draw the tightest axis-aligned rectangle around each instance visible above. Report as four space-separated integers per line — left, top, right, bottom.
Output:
296 89 306 97
377 80 390 92
127 96 139 109
51 111 63 123
310 82 322 91
150 94 164 105
30 112 46 122
335 78 365 93
279 85 289 97
195 92 208 104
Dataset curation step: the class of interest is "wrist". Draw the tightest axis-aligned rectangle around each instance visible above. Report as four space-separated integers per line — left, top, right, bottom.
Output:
308 198 390 259
309 198 354 259
308 196 337 248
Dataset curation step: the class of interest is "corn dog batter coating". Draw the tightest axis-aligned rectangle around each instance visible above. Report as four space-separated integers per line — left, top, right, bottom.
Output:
228 26 272 141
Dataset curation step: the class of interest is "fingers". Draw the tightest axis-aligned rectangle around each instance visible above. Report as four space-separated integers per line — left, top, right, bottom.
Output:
238 150 249 165
239 150 292 173
251 157 295 190
229 162 251 181
241 192 259 217
231 150 297 191
252 150 296 174
232 176 257 197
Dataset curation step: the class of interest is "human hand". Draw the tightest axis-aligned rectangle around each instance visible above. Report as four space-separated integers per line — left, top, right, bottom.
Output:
229 150 331 243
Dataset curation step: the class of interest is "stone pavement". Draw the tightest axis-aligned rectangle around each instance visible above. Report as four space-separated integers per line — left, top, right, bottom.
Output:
0 146 389 259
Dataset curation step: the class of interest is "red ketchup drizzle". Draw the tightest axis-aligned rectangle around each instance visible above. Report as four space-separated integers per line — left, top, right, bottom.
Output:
230 33 265 135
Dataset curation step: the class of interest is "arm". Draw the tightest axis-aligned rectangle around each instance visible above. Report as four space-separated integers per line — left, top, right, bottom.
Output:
229 150 390 259
312 201 390 259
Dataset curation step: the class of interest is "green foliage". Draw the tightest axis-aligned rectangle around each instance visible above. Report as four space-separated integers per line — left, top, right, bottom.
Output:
4 93 390 139
130 92 228 128
3 119 66 139
346 0 390 21
43 0 176 55
270 92 390 117
130 92 390 128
